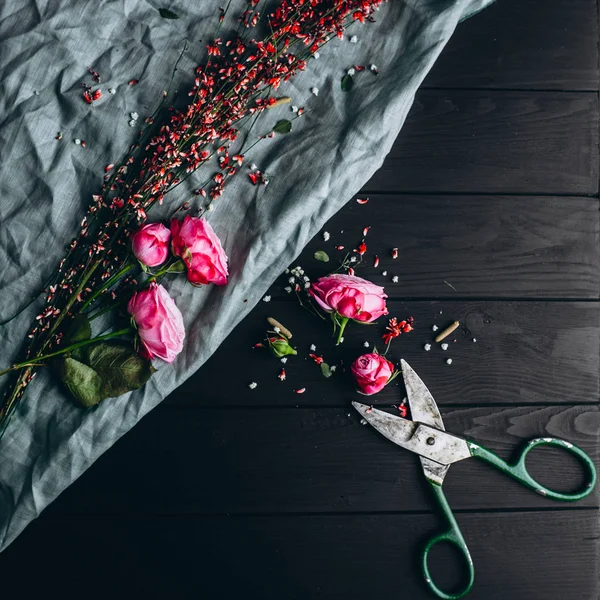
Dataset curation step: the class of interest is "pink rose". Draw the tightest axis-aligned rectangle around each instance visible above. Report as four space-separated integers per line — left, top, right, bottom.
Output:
170 215 228 286
351 353 396 396
127 282 185 363
309 274 388 322
131 222 171 268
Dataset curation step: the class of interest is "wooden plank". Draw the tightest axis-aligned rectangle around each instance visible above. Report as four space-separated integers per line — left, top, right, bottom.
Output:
425 0 599 91
290 195 600 299
46 405 599 515
364 92 598 195
168 301 599 407
3 511 598 600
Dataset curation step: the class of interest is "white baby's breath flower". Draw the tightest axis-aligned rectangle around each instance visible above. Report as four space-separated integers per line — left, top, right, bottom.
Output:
248 382 258 389
350 35 358 43
263 295 271 302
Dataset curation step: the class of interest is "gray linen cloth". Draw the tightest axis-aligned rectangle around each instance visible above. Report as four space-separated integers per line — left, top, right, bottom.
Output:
0 0 491 551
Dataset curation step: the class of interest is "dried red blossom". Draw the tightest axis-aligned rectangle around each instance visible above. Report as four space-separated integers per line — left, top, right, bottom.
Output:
373 255 379 268
356 197 369 204
309 353 323 365
354 240 367 255
128 79 139 86
382 317 415 345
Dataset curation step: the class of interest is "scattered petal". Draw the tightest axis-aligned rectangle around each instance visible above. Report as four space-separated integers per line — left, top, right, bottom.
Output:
310 344 316 352
294 387 306 394
356 197 369 204
263 295 271 302
424 343 432 351
350 35 358 43
363 341 369 347
322 231 330 241
441 343 449 351
310 87 319 96
446 358 453 365
280 357 288 364
108 88 116 94
432 325 439 332
248 382 258 389
391 275 399 283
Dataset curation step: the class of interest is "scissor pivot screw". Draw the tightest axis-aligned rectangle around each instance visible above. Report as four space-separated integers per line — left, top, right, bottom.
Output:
426 437 436 446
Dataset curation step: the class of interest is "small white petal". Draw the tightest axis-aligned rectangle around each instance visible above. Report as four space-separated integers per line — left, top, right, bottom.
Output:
424 344 432 351
74 138 81 145
273 327 281 333
363 341 369 347
128 119 136 127
381 270 387 276
314 52 320 59
130 112 139 120
441 343 449 351
323 231 330 241
370 64 378 71
347 68 356 76
432 325 439 332
330 365 337 372
280 357 288 364
248 382 258 389
108 88 116 94
350 256 357 263
350 35 358 43
472 338 477 343
446 358 453 365
263 295 271 302
284 286 292 293
310 87 319 96
304 282 310 289
291 105 298 113
310 344 317 351
392 275 399 283
339 337 344 344
250 163 258 170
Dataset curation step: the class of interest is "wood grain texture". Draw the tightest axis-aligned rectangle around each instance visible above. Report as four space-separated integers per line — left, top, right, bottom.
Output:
3 511 598 600
170 301 599 407
425 0 599 91
287 194 600 299
364 92 599 195
45 404 600 515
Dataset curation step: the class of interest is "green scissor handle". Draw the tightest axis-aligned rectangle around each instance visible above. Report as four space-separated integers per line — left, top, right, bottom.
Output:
469 437 597 501
422 480 475 600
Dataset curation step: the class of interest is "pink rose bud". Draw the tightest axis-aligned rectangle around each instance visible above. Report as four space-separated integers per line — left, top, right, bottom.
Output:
127 282 185 363
309 274 388 322
131 222 171 268
309 273 388 344
351 352 396 396
170 215 228 286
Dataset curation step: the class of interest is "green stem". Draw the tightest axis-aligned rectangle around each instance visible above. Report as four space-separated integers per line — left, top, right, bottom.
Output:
335 317 349 346
0 328 130 377
80 263 136 312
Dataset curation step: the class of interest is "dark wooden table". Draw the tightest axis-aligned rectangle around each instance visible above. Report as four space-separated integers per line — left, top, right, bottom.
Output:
2 1 599 598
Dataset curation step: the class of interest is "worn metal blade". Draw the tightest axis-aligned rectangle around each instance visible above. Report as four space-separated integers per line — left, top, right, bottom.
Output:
400 359 450 485
352 401 417 447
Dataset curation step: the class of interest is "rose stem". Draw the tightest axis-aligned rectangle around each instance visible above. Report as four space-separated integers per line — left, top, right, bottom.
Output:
335 317 349 346
0 327 131 377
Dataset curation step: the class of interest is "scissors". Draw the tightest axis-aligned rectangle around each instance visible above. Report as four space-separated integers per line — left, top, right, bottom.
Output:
352 359 597 600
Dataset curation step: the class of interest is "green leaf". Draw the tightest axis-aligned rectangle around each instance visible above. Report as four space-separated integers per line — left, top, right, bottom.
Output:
320 362 332 378
341 74 354 92
273 119 292 134
81 342 156 398
56 341 155 407
57 357 105 408
165 259 186 273
313 250 330 263
159 8 179 19
64 314 92 343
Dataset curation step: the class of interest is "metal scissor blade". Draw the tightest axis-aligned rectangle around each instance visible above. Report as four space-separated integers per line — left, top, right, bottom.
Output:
400 360 450 485
352 401 417 447
352 402 471 484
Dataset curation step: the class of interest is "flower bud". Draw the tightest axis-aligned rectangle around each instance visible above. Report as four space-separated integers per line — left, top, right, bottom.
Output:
267 335 297 358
